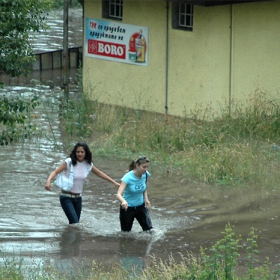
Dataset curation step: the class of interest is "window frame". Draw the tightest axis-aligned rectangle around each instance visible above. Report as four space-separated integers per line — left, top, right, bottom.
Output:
102 0 123 21
172 2 194 31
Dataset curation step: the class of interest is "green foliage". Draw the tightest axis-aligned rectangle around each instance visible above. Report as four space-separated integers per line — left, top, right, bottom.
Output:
209 224 280 279
59 91 97 141
0 95 39 146
58 84 280 188
0 254 25 280
68 89 280 188
143 224 280 280
0 0 50 146
0 0 52 77
200 223 242 279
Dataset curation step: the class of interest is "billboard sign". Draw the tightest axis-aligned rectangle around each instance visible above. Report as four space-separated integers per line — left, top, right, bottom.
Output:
85 18 148 66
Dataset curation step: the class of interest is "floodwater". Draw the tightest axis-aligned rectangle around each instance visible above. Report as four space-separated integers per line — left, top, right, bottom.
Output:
29 8 83 52
0 7 280 277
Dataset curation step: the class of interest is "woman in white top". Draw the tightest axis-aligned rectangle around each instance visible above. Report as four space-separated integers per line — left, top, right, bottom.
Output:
45 142 120 224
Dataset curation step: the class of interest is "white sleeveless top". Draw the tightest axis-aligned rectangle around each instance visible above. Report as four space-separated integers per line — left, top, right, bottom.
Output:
64 158 93 193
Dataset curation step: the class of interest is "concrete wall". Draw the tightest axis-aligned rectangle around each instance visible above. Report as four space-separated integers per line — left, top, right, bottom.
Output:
83 0 167 112
232 2 280 102
167 4 231 116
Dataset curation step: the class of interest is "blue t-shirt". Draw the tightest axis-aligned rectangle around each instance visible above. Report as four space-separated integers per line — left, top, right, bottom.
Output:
121 170 151 207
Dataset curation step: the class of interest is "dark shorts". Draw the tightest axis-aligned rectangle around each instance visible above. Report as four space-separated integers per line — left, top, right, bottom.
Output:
119 203 153 232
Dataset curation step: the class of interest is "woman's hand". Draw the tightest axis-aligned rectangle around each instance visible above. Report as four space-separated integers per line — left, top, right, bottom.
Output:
121 200 128 211
145 199 151 209
113 181 120 188
45 181 51 191
45 162 66 192
117 181 127 210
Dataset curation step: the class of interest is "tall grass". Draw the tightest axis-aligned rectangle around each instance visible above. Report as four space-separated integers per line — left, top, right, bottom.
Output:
60 87 280 188
141 224 280 280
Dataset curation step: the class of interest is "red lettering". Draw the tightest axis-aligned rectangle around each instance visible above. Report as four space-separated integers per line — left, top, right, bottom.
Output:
89 22 97 29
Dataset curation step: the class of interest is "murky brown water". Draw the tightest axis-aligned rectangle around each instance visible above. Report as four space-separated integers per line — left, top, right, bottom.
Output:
0 7 280 276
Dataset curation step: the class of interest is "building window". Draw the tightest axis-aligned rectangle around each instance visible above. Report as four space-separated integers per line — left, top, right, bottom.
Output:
102 0 123 21
172 2 193 31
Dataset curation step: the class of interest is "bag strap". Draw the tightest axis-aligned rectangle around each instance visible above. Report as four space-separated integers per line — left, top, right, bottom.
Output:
68 161 74 179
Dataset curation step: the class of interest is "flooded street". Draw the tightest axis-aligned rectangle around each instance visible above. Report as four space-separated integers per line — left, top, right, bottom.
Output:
0 7 280 276
29 8 83 52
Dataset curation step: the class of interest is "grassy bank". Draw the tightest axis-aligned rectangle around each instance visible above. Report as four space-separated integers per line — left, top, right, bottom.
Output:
1 224 279 279
60 88 280 189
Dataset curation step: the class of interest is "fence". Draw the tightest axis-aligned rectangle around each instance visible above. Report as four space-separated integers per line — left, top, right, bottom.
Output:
32 46 83 71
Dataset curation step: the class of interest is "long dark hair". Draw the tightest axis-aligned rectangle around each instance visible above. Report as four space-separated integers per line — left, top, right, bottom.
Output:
69 142 92 165
127 156 150 171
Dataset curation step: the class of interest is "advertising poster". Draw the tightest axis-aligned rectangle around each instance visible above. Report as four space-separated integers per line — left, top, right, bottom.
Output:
85 18 148 66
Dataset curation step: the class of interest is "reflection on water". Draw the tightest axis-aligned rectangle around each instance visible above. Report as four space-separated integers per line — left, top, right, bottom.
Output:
55 225 83 273
54 224 160 276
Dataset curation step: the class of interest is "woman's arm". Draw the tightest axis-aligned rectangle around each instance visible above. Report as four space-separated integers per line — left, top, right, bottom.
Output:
45 161 67 191
144 190 151 208
116 181 128 210
91 166 120 188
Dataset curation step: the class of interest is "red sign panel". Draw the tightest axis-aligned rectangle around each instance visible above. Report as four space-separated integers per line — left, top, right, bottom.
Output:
88 39 126 59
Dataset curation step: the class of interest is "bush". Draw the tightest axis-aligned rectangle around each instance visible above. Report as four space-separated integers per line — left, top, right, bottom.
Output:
142 224 280 280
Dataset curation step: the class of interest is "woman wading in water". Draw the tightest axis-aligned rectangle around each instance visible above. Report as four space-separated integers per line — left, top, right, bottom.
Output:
116 156 153 232
45 142 120 224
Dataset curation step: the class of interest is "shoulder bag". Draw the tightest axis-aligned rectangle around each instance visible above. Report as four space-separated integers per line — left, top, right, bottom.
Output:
54 163 74 191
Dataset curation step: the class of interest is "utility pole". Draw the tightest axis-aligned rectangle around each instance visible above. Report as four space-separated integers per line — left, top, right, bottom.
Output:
62 0 70 100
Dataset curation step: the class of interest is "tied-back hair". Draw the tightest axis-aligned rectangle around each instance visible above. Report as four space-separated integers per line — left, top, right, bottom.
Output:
69 142 93 165
127 156 150 171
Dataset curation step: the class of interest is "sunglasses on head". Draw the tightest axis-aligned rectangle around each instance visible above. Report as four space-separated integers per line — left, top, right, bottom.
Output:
135 156 149 163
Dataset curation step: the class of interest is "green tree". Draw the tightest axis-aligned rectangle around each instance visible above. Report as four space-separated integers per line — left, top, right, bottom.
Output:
0 95 40 146
0 0 52 77
0 0 51 145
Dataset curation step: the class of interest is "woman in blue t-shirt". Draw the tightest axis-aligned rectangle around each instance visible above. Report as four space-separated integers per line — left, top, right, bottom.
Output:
116 156 153 232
